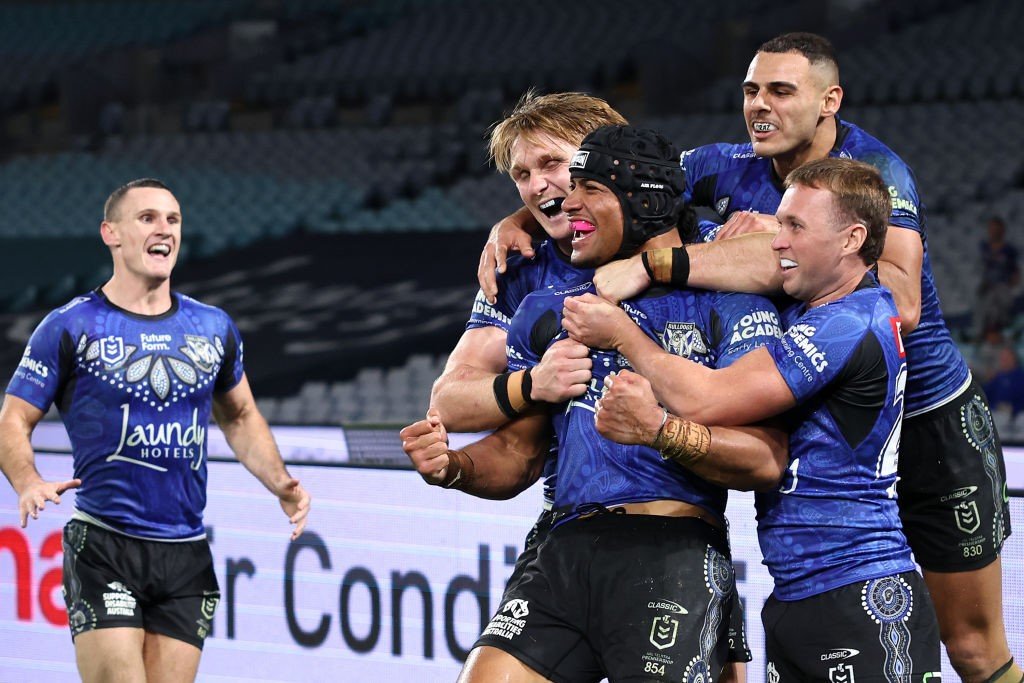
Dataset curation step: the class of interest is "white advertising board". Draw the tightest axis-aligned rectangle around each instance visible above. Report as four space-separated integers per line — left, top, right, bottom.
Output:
2 448 1023 682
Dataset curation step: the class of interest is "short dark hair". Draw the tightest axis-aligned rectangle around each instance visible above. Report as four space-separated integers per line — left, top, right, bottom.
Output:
758 32 839 78
785 158 889 264
104 178 172 221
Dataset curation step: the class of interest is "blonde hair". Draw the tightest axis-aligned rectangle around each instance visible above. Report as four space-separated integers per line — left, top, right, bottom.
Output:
488 89 627 174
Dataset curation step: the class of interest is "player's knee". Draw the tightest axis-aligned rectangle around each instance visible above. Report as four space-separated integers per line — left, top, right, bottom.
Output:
942 630 1005 680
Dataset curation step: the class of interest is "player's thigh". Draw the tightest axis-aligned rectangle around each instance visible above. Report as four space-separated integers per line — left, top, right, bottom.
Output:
458 646 554 683
898 384 1011 572
74 627 146 683
590 516 734 682
763 572 941 681
923 559 1008 642
143 630 203 683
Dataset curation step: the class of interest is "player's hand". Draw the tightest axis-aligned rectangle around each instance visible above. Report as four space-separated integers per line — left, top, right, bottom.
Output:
478 215 536 304
17 478 81 528
277 478 311 540
399 408 451 486
594 371 664 446
715 211 780 241
562 293 631 350
593 253 650 304
531 338 592 402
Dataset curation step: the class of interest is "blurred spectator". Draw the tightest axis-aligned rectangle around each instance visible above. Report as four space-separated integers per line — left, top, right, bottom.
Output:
973 216 1020 338
972 328 1013 384
983 345 1024 417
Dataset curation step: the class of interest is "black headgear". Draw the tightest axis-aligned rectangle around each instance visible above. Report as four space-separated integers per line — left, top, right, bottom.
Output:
569 125 689 257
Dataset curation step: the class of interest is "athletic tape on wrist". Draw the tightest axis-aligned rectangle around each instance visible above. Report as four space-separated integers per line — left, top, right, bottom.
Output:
653 413 710 467
669 246 690 287
493 370 532 419
441 449 476 489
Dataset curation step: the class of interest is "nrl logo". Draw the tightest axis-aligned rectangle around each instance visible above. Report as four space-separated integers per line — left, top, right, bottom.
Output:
180 335 221 373
955 500 981 534
663 322 708 358
649 614 678 650
715 196 730 217
100 336 127 367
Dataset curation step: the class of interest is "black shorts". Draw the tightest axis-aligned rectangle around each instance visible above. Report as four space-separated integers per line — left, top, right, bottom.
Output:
899 380 1012 571
62 520 220 650
475 510 735 683
762 571 940 681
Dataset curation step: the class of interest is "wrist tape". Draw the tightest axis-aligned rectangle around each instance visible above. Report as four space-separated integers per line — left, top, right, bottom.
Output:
652 413 710 467
493 368 536 418
641 247 690 286
441 449 476 489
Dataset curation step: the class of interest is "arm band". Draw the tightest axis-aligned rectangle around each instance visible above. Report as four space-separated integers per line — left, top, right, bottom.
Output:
493 369 536 419
652 413 711 467
641 247 690 287
441 449 476 489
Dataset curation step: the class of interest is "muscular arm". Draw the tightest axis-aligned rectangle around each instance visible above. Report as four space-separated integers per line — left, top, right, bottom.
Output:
0 395 80 527
595 369 787 491
430 326 511 432
875 225 923 333
594 232 783 303
401 410 551 500
213 374 310 539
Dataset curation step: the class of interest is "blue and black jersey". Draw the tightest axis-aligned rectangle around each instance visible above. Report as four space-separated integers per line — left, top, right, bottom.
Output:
507 279 781 522
756 276 915 600
683 119 968 415
6 290 244 540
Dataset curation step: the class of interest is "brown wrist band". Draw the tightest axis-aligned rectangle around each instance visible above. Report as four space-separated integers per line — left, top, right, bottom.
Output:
653 414 711 467
646 247 676 284
441 449 476 489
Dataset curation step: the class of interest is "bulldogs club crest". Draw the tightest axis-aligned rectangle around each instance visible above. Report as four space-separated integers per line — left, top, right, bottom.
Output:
663 322 708 359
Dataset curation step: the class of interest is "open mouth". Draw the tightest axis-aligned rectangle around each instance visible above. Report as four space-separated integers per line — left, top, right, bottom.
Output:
148 244 172 258
570 219 596 244
780 258 797 271
751 121 777 135
539 197 564 217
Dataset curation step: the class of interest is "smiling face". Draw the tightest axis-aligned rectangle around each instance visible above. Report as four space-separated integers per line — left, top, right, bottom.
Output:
772 184 858 306
742 50 842 175
562 176 624 268
508 132 579 245
101 187 181 287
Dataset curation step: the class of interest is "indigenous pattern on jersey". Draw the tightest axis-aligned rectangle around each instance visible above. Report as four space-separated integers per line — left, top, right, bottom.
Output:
466 239 590 333
7 290 244 539
507 280 782 520
683 119 967 415
757 277 915 600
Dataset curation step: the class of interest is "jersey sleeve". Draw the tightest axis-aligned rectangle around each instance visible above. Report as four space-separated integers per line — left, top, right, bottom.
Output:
215 315 245 393
505 293 565 373
697 219 723 243
766 303 871 403
861 149 922 233
5 312 72 412
680 146 705 205
709 293 784 368
465 252 536 333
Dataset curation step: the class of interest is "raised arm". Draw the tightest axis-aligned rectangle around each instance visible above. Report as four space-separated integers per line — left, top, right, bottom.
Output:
594 232 783 304
477 207 541 304
0 395 81 527
400 408 551 500
875 225 923 333
213 374 310 539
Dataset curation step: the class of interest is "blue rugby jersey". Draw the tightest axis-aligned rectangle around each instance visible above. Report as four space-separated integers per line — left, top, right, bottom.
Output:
6 290 244 539
683 119 968 415
756 277 915 600
465 238 589 507
466 239 591 333
507 280 782 521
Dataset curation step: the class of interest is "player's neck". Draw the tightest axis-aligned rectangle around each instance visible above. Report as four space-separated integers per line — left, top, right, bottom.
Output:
101 275 174 316
771 118 838 182
806 266 869 308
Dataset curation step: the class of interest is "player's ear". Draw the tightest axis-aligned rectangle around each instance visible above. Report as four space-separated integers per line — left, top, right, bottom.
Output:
845 223 867 255
821 84 842 118
100 220 119 247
